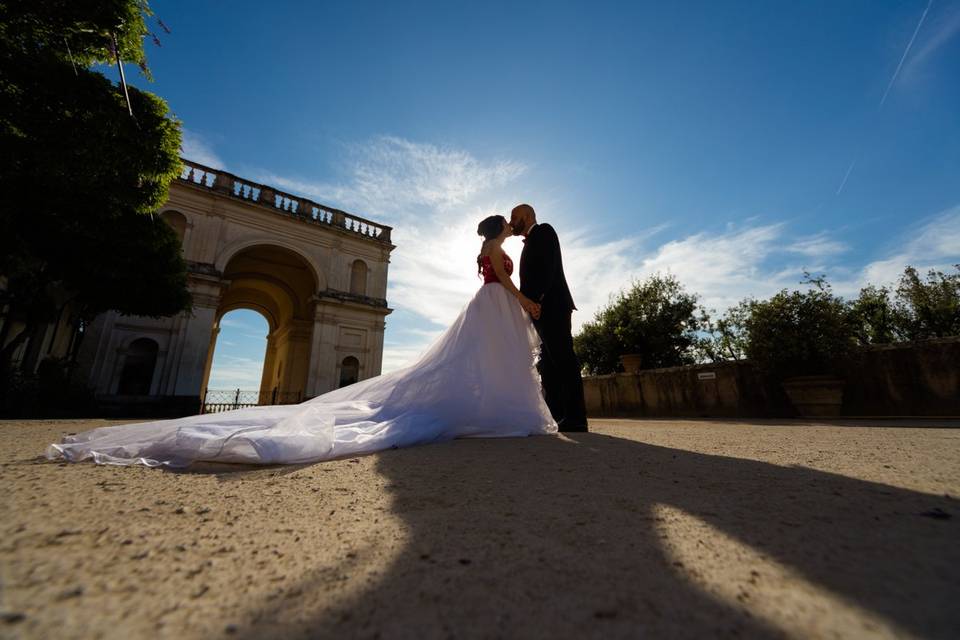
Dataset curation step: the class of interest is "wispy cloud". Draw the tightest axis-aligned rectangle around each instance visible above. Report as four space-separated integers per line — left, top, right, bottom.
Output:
181 129 225 168
880 0 934 107
218 316 267 334
241 135 958 372
252 137 845 367
257 137 675 368
786 233 850 259
382 336 441 373
256 137 536 368
854 205 960 290
206 354 264 389
629 223 801 313
261 136 526 220
902 4 960 80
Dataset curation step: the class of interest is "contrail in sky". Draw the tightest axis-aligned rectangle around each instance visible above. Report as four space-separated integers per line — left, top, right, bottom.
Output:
838 1 934 198
880 0 934 107
836 159 857 195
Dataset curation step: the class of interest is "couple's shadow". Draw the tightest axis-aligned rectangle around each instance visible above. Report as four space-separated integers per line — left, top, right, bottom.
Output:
228 429 957 639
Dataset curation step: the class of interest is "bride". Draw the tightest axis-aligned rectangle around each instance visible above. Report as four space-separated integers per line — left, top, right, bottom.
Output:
46 215 558 467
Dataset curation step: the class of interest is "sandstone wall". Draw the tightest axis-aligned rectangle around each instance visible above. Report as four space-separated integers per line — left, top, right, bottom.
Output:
583 337 960 418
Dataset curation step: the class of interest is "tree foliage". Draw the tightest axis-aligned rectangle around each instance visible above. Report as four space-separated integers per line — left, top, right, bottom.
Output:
847 284 900 346
579 265 960 381
893 265 960 340
574 274 706 375
737 276 855 380
695 300 749 363
694 265 960 380
0 0 188 366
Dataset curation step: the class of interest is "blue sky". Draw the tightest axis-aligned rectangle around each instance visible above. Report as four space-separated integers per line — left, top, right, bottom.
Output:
118 1 959 388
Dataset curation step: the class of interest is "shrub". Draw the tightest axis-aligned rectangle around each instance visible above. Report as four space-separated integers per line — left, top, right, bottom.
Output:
893 265 960 340
574 274 706 375
740 276 856 380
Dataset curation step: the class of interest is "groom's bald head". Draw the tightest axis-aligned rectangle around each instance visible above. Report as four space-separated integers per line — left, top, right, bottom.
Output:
510 203 537 236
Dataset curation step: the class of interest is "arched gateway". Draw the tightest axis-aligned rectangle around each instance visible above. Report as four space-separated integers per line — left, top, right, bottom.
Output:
76 159 394 416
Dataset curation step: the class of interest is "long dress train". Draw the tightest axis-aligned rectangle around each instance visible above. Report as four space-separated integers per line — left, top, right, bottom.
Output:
45 256 557 467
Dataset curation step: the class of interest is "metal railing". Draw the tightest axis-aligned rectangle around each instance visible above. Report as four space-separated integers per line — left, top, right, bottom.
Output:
201 388 303 414
178 158 393 244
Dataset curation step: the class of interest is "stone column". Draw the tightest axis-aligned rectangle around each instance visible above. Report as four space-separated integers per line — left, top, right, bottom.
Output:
306 303 339 397
170 274 223 397
305 320 324 397
150 348 169 396
171 306 218 397
259 333 278 397
108 348 127 395
198 324 220 399
369 319 386 377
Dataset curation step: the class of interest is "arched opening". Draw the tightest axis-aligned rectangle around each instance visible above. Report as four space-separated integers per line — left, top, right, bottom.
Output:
204 309 270 407
339 356 359 388
161 210 188 245
350 259 368 296
201 245 318 408
118 338 159 395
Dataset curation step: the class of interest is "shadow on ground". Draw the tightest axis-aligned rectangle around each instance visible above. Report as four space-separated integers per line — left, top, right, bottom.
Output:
225 433 958 638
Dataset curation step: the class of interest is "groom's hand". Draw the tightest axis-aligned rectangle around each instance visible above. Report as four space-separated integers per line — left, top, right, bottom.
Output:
530 302 542 320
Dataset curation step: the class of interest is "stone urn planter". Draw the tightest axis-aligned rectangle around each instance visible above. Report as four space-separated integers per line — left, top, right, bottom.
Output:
781 375 845 417
619 354 643 374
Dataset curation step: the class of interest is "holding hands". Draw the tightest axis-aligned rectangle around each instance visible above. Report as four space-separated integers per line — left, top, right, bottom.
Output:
521 296 542 320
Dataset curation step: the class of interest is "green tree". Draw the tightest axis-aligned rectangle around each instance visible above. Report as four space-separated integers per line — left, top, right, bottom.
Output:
740 275 856 381
696 301 750 363
847 284 900 345
0 0 188 368
574 274 705 375
893 265 960 340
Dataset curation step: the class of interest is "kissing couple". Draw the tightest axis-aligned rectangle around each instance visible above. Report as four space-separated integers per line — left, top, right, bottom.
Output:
47 204 589 468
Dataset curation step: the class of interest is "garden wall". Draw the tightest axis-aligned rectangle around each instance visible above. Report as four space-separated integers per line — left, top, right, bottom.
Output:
583 337 960 418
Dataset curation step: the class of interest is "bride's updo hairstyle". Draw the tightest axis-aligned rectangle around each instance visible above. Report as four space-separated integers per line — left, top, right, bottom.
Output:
476 214 506 276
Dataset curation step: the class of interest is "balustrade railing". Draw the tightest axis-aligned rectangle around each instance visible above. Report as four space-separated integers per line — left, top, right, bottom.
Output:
177 158 392 244
201 388 303 414
180 163 217 188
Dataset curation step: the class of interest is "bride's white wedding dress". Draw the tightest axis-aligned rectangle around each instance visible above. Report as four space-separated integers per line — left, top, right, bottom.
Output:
46 253 557 467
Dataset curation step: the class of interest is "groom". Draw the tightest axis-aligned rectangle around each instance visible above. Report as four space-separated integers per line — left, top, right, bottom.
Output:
511 204 588 432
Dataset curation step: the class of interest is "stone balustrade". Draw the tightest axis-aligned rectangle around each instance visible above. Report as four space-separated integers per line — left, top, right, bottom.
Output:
178 158 393 244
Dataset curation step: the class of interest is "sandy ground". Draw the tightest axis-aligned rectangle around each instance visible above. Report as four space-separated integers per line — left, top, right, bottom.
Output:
1 418 958 640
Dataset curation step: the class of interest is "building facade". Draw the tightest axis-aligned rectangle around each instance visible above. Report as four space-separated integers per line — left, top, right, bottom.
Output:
74 159 394 414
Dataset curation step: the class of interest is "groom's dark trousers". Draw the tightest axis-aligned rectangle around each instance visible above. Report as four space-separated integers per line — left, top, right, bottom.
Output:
519 223 588 429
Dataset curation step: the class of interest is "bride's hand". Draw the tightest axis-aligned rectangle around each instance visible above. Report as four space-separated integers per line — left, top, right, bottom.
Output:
520 296 541 319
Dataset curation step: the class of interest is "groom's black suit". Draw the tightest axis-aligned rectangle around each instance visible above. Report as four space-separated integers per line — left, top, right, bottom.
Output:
519 223 588 430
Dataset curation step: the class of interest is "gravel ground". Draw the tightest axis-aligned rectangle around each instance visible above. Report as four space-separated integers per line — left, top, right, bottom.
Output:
1 418 958 639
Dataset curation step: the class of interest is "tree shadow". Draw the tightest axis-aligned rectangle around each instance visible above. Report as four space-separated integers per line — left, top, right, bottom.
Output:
231 432 957 638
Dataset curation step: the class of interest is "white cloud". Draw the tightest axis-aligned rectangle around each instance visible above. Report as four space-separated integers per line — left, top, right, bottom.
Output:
230 134 957 372
181 129 224 169
255 137 537 370
206 355 264 389
253 136 852 366
787 233 849 258
853 206 960 292
902 6 960 81
621 223 808 315
260 136 526 219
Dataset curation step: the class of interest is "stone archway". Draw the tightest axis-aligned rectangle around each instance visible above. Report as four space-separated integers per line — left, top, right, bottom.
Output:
74 160 394 416
201 244 318 402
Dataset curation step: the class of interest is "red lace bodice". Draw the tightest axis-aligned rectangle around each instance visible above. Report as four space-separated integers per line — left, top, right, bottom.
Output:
480 253 513 284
